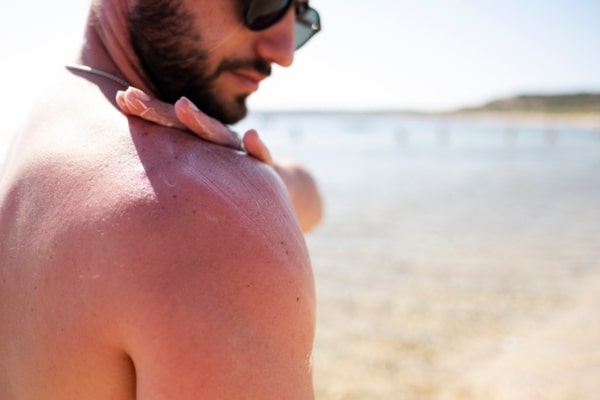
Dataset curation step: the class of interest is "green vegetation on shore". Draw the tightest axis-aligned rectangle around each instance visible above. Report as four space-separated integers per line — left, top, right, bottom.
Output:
251 93 600 117
456 92 600 114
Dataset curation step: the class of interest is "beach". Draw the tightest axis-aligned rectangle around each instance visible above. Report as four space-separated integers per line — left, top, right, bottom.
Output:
235 112 600 399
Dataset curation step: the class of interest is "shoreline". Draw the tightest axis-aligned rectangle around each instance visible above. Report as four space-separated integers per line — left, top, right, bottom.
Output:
440 272 600 399
438 111 600 129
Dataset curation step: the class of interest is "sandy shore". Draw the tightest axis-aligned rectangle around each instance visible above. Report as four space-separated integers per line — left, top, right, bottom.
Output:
303 130 600 399
440 111 600 130
441 274 600 400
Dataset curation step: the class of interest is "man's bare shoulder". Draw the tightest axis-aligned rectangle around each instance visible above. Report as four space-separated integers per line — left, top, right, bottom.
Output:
2 98 315 397
104 116 308 255
95 120 316 399
44 110 313 303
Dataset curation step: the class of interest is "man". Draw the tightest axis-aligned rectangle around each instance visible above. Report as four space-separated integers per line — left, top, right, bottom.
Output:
0 0 322 398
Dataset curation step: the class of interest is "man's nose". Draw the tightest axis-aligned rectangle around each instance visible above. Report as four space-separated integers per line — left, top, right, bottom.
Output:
253 7 296 67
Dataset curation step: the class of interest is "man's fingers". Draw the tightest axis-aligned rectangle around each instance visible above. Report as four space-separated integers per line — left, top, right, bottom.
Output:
116 89 269 161
174 97 242 150
242 129 274 166
116 87 187 130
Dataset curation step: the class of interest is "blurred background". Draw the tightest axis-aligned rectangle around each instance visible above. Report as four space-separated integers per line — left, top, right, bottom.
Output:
2 1 600 398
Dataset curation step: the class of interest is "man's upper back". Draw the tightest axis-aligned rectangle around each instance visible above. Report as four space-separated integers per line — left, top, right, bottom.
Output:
0 77 315 399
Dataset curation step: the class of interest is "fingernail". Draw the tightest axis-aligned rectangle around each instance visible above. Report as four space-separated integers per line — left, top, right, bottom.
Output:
115 90 126 106
127 87 152 102
122 93 147 113
181 96 200 112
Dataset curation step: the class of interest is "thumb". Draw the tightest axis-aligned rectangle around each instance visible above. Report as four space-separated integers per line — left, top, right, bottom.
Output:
242 129 273 166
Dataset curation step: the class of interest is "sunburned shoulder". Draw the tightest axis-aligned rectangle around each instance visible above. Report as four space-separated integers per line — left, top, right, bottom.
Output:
2 84 316 398
118 118 303 243
9 108 311 307
19 103 307 269
97 121 317 399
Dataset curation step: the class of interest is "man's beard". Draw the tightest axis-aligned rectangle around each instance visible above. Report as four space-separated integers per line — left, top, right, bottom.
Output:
128 0 270 124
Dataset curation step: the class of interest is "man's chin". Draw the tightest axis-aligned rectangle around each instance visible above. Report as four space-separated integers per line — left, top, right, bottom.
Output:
189 94 248 125
218 95 249 125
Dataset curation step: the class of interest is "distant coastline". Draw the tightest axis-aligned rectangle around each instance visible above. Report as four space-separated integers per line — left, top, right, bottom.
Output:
255 92 600 114
442 93 600 129
454 92 600 114
443 92 600 128
251 92 600 129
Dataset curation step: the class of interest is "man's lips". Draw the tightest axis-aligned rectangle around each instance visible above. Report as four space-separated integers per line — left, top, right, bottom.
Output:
228 69 267 93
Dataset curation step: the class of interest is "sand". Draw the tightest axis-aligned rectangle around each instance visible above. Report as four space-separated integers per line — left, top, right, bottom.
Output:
301 129 600 399
441 275 600 400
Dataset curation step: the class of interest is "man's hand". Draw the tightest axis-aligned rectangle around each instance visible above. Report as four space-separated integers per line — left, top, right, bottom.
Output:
116 87 265 159
116 87 322 232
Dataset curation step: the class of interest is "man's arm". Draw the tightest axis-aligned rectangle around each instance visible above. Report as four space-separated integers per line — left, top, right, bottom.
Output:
116 88 323 232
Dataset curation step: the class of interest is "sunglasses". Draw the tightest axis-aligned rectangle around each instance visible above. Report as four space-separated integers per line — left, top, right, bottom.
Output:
244 0 321 50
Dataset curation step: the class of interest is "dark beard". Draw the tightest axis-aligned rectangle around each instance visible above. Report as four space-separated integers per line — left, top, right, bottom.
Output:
128 0 270 124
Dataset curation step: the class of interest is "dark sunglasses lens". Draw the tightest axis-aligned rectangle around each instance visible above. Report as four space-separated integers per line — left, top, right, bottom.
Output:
295 7 320 49
245 0 291 30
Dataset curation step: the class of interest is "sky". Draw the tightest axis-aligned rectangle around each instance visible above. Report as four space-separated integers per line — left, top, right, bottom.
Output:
1 0 600 130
